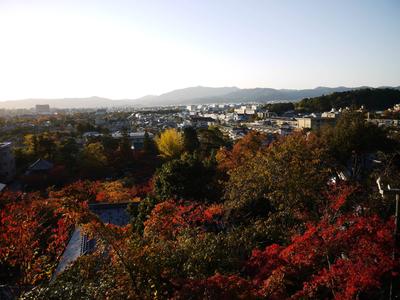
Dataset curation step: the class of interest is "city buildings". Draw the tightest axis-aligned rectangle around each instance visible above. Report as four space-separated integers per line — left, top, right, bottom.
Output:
35 104 50 114
296 116 337 130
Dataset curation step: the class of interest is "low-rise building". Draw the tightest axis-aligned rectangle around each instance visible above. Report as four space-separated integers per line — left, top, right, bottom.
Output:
129 132 154 150
368 118 400 127
296 116 336 130
321 108 341 119
111 131 154 150
35 104 50 114
234 105 258 115
187 105 197 112
189 116 217 128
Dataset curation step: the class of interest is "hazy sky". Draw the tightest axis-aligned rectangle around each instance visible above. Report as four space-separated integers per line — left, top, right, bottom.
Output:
0 0 399 100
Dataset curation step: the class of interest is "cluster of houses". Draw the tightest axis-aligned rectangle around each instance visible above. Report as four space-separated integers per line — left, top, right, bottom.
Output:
2 102 400 187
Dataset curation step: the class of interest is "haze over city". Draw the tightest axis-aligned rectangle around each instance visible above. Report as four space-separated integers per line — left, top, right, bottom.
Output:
0 0 399 101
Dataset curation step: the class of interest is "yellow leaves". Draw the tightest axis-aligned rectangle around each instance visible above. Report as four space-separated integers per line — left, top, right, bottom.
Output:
82 142 107 165
97 181 130 203
155 128 184 159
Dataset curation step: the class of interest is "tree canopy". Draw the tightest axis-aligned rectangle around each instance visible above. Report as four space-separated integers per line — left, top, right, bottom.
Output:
155 128 184 159
296 88 400 112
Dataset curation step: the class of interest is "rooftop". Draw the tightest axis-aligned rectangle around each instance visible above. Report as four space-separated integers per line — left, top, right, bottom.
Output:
0 142 12 149
53 202 134 277
28 159 54 172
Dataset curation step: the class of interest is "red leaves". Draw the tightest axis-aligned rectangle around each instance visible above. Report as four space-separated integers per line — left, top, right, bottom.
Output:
324 183 358 213
143 200 224 240
216 131 267 172
50 180 101 203
246 244 284 284
50 179 146 204
0 197 73 284
245 214 395 299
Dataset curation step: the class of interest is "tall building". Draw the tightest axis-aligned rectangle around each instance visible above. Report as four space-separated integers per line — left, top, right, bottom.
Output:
0 142 16 183
35 104 50 114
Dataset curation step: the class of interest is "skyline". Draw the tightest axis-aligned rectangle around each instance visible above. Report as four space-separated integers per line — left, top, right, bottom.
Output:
0 0 399 101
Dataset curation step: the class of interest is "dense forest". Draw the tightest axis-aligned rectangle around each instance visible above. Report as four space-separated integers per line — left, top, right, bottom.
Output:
1 112 400 299
295 88 400 112
263 88 400 114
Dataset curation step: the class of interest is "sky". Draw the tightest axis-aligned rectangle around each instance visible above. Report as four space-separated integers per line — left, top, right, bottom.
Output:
0 0 399 101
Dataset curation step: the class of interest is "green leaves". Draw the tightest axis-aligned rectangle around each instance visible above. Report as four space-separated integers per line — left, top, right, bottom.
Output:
154 154 219 202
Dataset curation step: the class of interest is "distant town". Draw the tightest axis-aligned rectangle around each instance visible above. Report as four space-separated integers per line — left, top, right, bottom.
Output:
2 88 400 187
1 87 400 299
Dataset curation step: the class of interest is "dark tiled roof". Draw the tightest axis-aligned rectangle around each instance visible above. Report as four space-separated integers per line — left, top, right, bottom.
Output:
53 202 135 278
28 159 54 171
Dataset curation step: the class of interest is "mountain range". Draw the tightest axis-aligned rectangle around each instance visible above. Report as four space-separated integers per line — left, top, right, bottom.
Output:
0 86 399 109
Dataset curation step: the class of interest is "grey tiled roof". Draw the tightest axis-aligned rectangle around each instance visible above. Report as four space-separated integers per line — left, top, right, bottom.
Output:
28 159 54 171
53 202 133 278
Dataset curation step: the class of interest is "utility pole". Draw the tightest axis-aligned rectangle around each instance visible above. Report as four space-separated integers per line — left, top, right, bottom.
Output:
377 177 399 300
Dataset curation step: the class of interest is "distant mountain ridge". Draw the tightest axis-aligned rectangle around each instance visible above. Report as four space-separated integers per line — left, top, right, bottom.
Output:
0 86 399 109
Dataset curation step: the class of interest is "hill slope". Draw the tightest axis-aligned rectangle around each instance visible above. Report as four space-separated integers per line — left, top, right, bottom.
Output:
295 88 400 112
1 86 399 109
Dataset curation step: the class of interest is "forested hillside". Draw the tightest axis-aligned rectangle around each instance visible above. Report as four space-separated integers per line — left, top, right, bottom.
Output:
295 88 400 112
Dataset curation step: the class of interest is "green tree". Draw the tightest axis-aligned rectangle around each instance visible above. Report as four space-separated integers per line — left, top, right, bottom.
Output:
119 130 132 157
37 134 57 160
225 133 333 226
295 88 400 112
79 142 109 177
183 126 200 153
320 111 393 179
143 131 157 155
198 126 229 157
76 122 95 134
128 196 159 235
262 102 295 115
154 154 219 202
101 135 119 155
57 137 79 166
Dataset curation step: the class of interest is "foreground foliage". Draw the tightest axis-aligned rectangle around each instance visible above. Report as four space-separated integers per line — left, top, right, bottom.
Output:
2 119 399 299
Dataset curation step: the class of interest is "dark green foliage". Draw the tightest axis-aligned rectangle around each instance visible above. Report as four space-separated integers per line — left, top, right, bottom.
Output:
76 122 95 134
183 126 200 153
174 226 262 277
198 127 230 157
57 138 79 166
118 130 133 157
143 131 157 155
101 135 119 155
321 112 393 163
296 88 400 112
36 136 57 160
128 196 159 235
319 112 395 180
262 102 295 114
154 154 219 202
